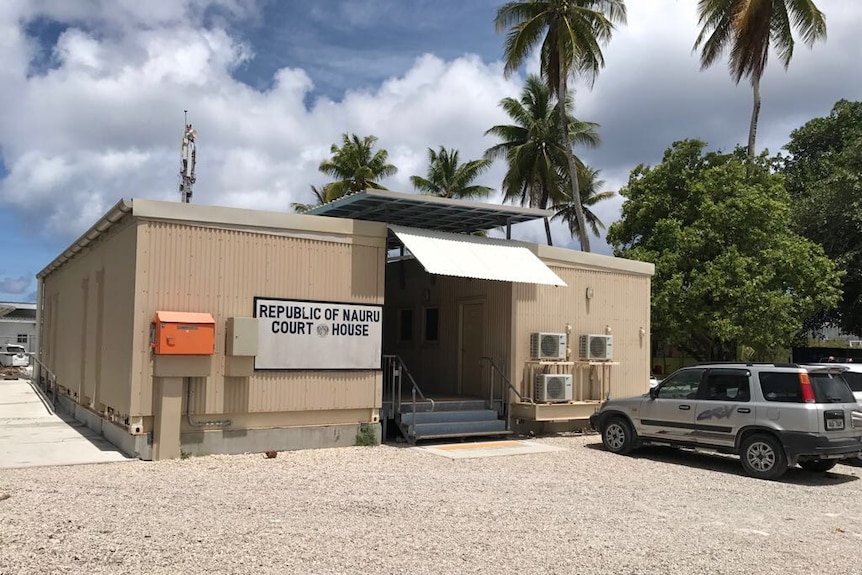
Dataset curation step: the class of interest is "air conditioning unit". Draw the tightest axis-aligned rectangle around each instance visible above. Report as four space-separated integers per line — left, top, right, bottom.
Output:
535 373 573 403
579 334 613 361
530 332 567 360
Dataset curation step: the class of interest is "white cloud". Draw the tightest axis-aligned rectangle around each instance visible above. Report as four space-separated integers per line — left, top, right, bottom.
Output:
0 3 533 246
1 0 860 265
0 275 32 295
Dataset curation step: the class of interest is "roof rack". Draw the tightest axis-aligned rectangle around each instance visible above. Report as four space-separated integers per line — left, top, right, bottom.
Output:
695 362 801 368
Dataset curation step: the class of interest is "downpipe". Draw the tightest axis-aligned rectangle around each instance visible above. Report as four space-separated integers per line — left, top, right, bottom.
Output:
186 377 231 428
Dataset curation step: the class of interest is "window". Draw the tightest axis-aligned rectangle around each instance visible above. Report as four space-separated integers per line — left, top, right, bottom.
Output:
399 309 413 342
17 334 28 344
809 373 855 403
839 371 862 393
657 369 704 399
759 373 802 403
423 307 439 342
759 371 855 403
704 369 750 402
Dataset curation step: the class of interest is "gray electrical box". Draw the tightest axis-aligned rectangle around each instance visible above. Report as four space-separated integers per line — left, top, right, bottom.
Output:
225 317 258 356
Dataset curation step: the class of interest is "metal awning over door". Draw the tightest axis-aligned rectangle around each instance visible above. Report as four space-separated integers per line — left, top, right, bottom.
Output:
389 225 567 287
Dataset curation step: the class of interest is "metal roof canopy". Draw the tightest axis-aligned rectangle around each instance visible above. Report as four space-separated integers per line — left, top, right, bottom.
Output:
305 189 552 237
389 225 567 287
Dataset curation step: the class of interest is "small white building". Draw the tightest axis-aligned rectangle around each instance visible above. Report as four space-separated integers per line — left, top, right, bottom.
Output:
0 302 37 353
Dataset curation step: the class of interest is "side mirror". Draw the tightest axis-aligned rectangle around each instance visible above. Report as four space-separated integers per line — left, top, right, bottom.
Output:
649 387 658 400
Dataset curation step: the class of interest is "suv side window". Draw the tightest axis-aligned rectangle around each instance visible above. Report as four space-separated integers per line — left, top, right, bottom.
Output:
840 371 862 393
759 372 802 402
704 369 750 402
657 369 704 399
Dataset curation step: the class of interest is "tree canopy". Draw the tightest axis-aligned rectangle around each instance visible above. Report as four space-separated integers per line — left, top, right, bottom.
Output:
607 139 842 361
495 0 627 252
410 147 493 199
484 74 600 245
318 133 397 197
551 166 614 240
781 99 862 336
694 0 827 161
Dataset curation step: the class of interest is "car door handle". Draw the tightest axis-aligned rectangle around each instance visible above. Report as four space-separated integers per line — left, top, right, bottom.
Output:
737 408 751 414
679 405 691 410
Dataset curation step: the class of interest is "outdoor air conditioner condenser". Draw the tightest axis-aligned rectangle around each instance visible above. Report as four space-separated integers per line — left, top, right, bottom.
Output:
579 334 613 361
530 332 567 360
534 373 573 403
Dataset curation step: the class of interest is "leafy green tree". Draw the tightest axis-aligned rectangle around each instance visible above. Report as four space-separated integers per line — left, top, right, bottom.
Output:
292 185 338 214
781 99 862 336
495 0 627 252
318 133 397 197
551 166 614 240
484 75 600 245
607 139 841 361
694 0 827 162
410 147 494 199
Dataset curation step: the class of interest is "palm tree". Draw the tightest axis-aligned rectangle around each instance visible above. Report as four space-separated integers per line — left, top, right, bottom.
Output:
694 0 827 162
495 0 627 252
292 185 339 214
410 147 494 199
551 166 614 240
318 133 398 197
484 75 600 245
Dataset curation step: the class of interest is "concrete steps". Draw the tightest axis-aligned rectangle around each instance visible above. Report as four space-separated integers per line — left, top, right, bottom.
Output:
395 399 511 443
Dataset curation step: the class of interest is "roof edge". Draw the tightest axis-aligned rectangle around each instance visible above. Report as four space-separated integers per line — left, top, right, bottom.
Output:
37 198 133 279
531 243 655 276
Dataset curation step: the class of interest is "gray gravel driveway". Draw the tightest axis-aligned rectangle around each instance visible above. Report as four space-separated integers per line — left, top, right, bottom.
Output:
1 433 860 574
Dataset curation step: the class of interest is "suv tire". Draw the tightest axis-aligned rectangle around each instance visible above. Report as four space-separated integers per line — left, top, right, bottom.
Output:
740 434 787 480
601 416 636 455
799 460 838 473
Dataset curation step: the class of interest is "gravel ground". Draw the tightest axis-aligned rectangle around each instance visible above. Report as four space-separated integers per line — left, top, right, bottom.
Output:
1 433 861 575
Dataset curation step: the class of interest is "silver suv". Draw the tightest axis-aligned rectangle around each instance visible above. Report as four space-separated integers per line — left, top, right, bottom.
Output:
589 363 862 480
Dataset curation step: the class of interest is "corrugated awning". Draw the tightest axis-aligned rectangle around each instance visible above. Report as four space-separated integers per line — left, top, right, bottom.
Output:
389 226 567 287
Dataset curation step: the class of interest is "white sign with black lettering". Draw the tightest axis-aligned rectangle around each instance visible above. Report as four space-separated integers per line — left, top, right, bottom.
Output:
254 298 383 370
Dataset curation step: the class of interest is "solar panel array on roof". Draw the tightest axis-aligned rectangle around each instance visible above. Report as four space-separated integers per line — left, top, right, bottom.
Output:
305 189 551 236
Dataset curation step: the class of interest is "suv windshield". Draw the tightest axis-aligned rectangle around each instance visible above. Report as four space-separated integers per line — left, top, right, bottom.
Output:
5 346 25 355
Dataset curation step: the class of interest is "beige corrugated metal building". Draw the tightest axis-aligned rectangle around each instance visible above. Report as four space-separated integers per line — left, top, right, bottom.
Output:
36 192 653 459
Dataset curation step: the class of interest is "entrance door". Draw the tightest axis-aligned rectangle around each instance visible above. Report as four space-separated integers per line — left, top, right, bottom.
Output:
459 301 485 397
637 368 704 443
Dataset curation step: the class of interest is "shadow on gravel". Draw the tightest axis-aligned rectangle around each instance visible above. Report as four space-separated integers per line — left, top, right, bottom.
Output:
583 441 860 486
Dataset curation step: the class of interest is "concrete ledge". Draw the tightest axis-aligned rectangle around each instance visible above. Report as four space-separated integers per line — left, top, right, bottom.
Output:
103 420 152 460
55 394 152 460
53 393 381 460
180 423 382 457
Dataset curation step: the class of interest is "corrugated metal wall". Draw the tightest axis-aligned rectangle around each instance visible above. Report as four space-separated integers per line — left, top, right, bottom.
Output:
131 221 387 421
40 222 138 415
384 259 512 396
512 264 652 401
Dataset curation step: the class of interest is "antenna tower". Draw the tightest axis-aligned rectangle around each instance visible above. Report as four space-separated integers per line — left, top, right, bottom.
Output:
179 110 197 203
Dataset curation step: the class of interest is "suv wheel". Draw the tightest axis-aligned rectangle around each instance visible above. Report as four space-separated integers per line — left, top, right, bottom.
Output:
740 434 787 480
799 460 838 473
601 417 635 455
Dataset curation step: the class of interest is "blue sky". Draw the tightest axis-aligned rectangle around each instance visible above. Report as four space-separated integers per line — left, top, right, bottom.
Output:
1 0 860 303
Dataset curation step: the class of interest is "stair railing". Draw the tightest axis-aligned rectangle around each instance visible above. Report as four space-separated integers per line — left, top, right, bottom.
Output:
382 355 434 439
481 356 533 431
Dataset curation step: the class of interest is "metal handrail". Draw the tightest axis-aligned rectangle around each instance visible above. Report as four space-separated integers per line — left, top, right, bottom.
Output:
27 353 58 413
481 356 530 433
481 356 533 405
382 355 434 440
